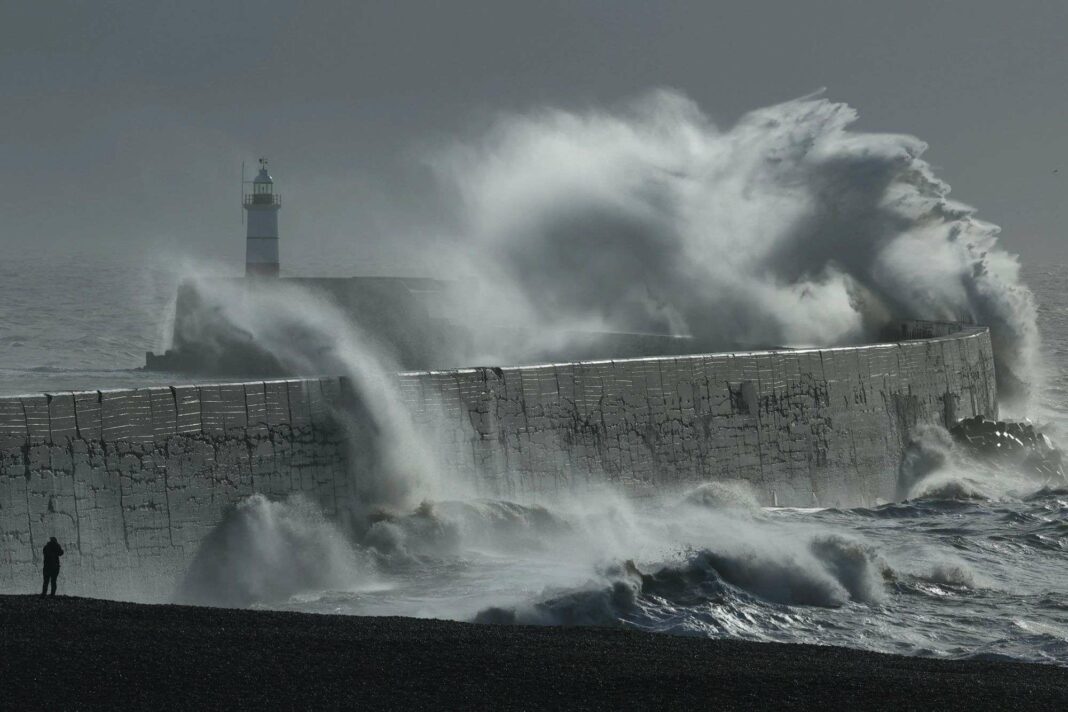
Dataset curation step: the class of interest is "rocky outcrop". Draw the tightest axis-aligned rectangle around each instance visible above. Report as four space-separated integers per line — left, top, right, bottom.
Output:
950 415 1063 480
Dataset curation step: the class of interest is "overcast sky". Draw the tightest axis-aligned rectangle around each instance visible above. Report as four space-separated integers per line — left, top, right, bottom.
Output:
3 1 1065 270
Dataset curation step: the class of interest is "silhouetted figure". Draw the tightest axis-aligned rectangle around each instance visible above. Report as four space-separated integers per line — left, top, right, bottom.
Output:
41 537 63 597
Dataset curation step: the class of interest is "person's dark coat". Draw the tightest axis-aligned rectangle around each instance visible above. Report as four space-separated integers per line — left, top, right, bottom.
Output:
43 539 63 575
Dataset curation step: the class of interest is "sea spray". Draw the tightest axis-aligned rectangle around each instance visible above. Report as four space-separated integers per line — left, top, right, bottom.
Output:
164 274 452 606
900 421 1067 502
176 494 370 607
683 480 764 514
433 90 1039 404
174 467 1068 664
462 484 892 627
363 499 572 564
160 92 1063 662
178 274 445 518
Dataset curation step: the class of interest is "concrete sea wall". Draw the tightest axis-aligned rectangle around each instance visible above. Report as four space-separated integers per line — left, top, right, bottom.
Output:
0 327 997 597
0 379 350 598
400 327 997 507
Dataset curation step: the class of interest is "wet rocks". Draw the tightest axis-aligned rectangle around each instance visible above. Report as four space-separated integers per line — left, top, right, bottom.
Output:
949 415 1064 479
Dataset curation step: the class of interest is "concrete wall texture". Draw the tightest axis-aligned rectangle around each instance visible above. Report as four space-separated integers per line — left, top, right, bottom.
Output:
0 379 350 598
400 327 997 507
0 327 996 597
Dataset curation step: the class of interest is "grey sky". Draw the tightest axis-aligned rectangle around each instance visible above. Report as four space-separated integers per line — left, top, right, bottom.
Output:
3 1 1065 269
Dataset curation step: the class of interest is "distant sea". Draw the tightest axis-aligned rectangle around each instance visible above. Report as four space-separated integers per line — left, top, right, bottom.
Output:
0 245 423 395
0 247 179 395
2 249 1063 420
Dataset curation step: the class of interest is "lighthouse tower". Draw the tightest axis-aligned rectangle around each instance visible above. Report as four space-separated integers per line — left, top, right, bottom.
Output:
243 158 281 277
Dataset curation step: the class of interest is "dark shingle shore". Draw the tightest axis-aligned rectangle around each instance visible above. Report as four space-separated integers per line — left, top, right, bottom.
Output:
2 594 1065 711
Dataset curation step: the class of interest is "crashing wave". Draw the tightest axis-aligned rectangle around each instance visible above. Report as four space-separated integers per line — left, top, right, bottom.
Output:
437 90 1038 400
900 419 1067 502
474 531 890 629
175 494 370 608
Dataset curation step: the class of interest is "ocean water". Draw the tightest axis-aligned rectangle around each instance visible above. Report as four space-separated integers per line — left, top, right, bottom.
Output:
2 251 1067 666
0 248 180 396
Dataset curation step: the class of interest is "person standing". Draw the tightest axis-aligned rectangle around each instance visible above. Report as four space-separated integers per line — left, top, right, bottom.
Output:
41 537 63 597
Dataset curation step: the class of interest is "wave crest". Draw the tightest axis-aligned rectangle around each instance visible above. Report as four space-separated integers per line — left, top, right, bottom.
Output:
176 494 369 607
475 531 889 628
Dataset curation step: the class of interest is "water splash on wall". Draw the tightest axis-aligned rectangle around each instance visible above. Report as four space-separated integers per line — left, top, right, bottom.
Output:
433 89 1039 403
179 274 444 518
176 494 371 608
166 90 1047 617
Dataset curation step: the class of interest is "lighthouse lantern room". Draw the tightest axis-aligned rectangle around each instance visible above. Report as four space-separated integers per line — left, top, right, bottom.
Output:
243 158 281 277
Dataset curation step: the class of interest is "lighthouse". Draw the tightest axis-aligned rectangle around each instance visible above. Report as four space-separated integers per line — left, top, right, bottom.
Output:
243 158 281 277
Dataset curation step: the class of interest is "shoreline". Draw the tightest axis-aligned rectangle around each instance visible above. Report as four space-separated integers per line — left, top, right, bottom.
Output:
2 594 1066 710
